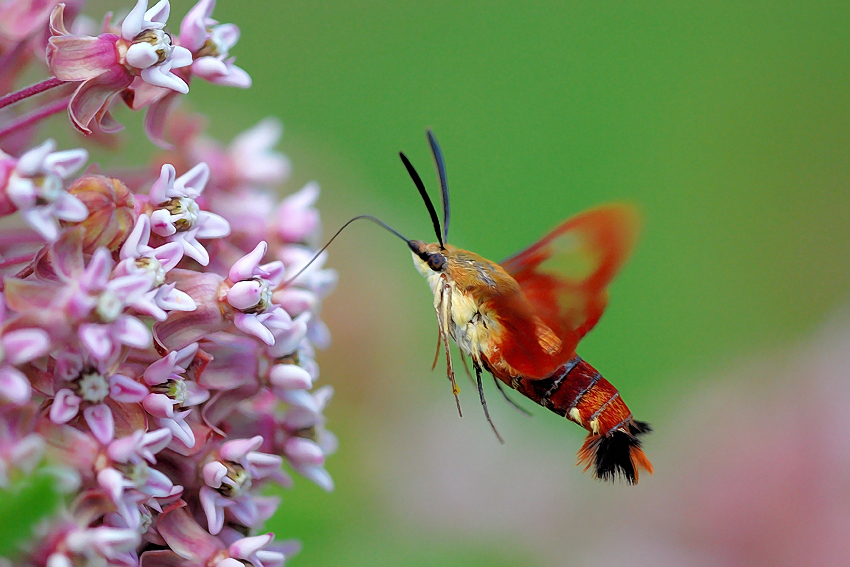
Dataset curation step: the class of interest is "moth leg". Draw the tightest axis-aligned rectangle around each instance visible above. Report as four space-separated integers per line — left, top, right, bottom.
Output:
431 327 441 371
492 376 533 417
474 361 505 444
436 277 462 417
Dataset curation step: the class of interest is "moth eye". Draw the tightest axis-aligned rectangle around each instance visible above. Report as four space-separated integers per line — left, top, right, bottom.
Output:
427 253 446 271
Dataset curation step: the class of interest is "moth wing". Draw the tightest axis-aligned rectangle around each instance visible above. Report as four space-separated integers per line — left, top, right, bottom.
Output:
500 204 640 345
483 287 579 379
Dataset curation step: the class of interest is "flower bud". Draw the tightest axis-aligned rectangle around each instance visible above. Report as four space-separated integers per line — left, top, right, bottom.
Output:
62 175 136 253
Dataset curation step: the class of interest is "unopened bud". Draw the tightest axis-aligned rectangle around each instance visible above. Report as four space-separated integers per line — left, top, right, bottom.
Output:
62 175 136 252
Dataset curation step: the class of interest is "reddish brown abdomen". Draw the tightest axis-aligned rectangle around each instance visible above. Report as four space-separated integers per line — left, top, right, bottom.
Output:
511 357 632 434
492 356 653 484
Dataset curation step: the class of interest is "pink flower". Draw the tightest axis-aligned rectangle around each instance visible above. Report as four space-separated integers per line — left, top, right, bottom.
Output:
275 246 337 349
125 0 251 146
148 162 230 265
0 139 89 241
96 428 180 529
224 118 290 187
278 385 336 491
0 0 64 42
275 182 321 245
121 0 192 92
43 524 140 567
46 0 192 135
141 503 286 567
225 241 292 346
188 117 291 194
179 0 251 88
0 291 51 405
0 2 336 561
116 215 195 320
48 351 148 444
141 343 209 448
45 245 154 361
199 435 283 534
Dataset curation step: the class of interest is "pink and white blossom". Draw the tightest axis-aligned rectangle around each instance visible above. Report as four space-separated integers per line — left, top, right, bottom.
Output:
116 214 195 320
223 117 290 187
225 241 292 346
179 0 251 88
148 162 230 265
1 2 336 563
0 296 50 404
48 351 147 444
47 245 154 361
0 139 88 241
46 1 192 135
141 343 209 448
199 435 283 534
275 182 322 245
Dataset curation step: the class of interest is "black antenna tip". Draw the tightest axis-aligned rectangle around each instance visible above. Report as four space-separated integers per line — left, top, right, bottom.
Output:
425 130 450 246
399 149 444 248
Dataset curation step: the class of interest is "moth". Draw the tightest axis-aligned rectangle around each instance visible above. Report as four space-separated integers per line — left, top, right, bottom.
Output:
287 131 653 484
399 131 652 484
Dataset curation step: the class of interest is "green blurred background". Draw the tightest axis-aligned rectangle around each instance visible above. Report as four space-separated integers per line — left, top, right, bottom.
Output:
152 1 850 565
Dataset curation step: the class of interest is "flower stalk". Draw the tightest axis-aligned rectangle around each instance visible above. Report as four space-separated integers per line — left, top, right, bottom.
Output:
0 77 67 111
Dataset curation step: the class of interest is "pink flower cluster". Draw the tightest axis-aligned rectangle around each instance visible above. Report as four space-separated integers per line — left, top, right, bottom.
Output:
0 1 336 565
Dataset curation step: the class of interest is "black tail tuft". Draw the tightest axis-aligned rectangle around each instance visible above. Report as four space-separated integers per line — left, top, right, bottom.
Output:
577 420 653 485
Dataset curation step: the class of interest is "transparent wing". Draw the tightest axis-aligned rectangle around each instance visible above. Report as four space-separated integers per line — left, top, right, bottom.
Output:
500 204 640 345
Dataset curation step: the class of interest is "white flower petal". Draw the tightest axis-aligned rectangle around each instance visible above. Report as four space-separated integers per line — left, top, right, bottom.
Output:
22 208 59 241
43 148 88 178
122 0 149 39
169 45 193 68
145 0 170 26
141 65 189 93
234 312 274 345
53 193 89 222
126 42 160 70
174 162 209 197
195 211 230 238
16 140 55 176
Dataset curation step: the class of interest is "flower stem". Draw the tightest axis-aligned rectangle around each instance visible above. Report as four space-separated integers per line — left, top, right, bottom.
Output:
0 96 71 140
0 77 66 111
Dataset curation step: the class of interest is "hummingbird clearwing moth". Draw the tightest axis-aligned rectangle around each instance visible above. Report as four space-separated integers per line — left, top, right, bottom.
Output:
284 131 652 484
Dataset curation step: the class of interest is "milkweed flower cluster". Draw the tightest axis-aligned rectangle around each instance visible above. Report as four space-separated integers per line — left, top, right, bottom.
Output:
0 1 337 565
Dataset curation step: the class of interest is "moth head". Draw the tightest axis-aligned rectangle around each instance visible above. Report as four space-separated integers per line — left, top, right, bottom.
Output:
409 240 447 275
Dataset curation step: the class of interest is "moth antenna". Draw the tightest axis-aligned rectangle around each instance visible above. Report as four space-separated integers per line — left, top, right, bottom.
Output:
474 361 505 444
399 151 444 249
492 376 533 417
280 214 412 288
426 129 450 244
